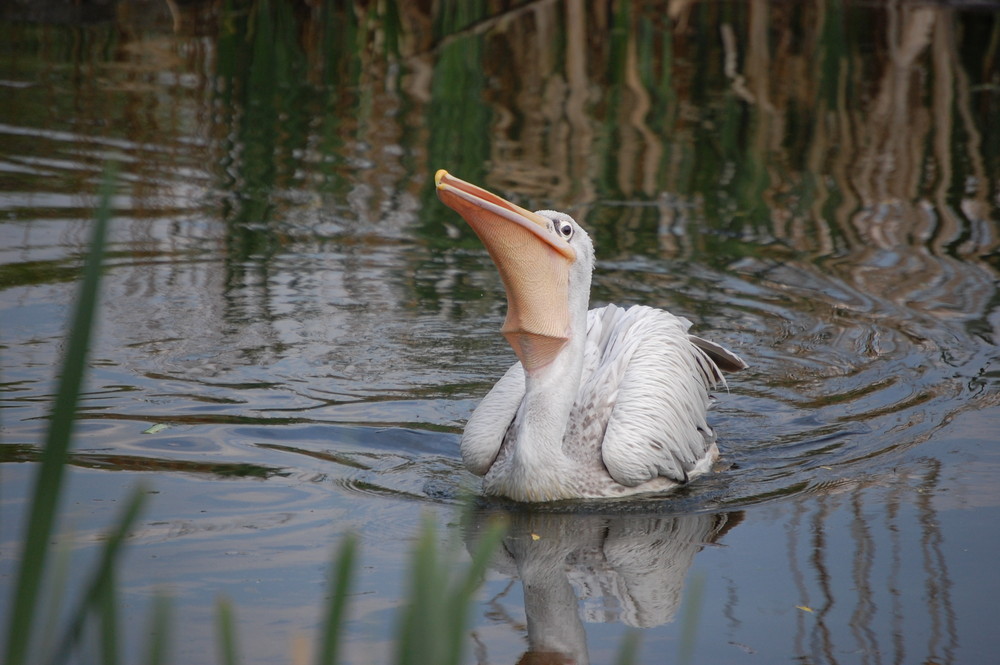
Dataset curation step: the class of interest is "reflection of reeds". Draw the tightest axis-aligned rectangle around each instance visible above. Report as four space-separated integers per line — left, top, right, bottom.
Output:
774 463 958 664
714 1 998 317
10 6 993 407
21 1 994 296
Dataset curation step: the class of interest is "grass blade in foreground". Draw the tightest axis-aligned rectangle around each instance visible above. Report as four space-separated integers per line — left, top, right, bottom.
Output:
315 535 358 665
44 487 147 665
4 169 114 665
145 594 172 665
395 514 507 665
218 598 240 665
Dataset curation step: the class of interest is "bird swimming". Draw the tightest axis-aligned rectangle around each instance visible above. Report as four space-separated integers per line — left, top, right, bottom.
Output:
435 170 746 502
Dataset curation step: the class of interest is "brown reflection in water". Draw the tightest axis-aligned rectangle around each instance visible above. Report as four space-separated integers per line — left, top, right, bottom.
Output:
12 1 995 315
0 443 281 478
707 3 997 355
848 490 877 662
463 0 998 345
20 3 995 219
783 464 958 664
808 495 837 663
786 500 810 660
918 460 959 664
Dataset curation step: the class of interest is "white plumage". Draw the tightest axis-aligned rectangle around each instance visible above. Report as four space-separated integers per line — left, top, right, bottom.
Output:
435 170 745 502
464 304 739 501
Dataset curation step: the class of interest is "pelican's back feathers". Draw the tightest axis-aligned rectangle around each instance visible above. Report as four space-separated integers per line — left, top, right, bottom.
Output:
571 305 730 488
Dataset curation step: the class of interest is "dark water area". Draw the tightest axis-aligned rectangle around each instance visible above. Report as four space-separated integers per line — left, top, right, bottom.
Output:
1 1 999 663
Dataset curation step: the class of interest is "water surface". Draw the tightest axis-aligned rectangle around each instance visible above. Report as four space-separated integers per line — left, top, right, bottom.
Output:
2 2 999 663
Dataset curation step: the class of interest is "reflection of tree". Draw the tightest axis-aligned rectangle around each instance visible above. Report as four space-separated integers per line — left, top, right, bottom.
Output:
25 0 994 351
918 460 959 664
780 463 958 664
23 0 998 255
466 507 738 665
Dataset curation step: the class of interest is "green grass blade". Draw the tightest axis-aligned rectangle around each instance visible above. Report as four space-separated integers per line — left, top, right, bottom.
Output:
217 598 240 665
38 535 74 663
97 568 120 665
146 594 172 665
395 513 507 665
315 534 357 665
45 486 147 665
4 168 115 665
678 572 706 665
396 516 441 665
445 516 506 665
615 630 640 665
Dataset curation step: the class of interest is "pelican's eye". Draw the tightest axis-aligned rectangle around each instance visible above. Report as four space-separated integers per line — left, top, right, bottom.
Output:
555 218 574 239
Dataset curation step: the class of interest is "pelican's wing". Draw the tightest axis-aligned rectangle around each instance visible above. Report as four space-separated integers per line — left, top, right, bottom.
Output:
461 362 525 476
688 334 749 373
596 306 739 487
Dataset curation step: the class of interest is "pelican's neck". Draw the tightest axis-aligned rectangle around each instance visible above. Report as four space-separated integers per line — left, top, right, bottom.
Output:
516 336 584 450
513 540 589 663
509 272 591 474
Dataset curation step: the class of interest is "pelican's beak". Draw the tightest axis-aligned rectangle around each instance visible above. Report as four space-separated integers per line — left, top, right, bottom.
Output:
435 169 576 372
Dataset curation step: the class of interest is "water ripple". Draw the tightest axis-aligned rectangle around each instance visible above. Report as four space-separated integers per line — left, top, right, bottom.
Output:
591 230 984 510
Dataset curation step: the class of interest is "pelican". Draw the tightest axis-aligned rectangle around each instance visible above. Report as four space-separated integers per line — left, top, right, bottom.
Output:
436 170 746 502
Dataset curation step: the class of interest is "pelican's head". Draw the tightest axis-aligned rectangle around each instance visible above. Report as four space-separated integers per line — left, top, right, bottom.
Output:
435 170 594 372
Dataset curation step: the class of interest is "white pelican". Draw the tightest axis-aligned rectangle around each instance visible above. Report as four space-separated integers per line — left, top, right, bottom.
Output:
436 170 746 502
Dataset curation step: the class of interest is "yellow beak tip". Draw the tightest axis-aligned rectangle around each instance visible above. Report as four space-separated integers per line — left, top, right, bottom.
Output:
434 169 449 188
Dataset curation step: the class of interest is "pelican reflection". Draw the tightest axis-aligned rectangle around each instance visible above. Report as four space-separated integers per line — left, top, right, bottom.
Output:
466 507 741 664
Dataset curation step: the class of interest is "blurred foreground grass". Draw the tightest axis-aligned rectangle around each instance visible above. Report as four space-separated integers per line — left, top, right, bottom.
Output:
2 173 507 665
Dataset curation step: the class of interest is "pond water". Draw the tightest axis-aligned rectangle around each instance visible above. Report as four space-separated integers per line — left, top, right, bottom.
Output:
2 1 999 663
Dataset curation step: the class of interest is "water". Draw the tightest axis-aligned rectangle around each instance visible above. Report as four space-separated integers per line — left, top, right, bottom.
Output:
2 1 999 663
